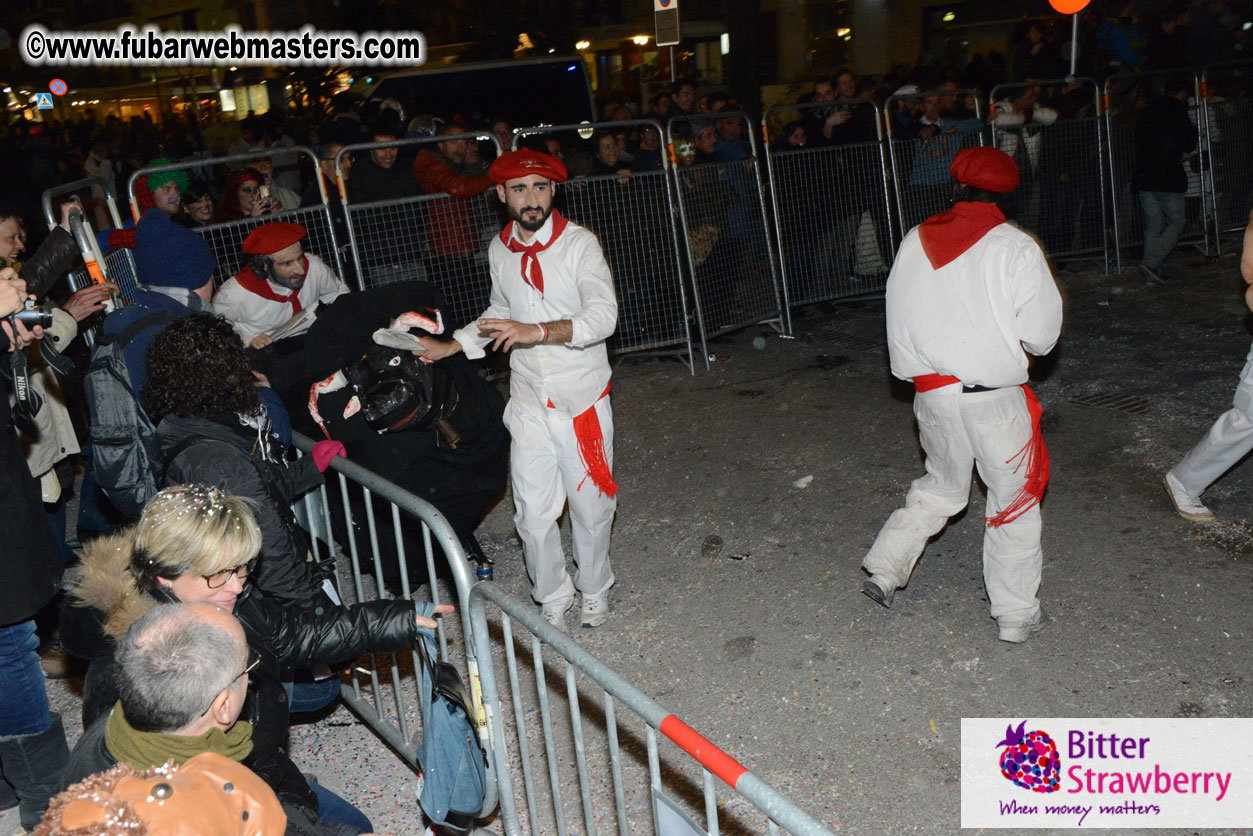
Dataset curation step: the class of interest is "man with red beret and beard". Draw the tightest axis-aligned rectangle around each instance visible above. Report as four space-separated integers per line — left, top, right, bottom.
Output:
860 146 1063 645
212 222 350 348
418 149 619 632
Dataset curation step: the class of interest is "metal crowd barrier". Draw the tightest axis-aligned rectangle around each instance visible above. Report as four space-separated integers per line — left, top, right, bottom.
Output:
884 88 986 236
989 78 1111 270
762 100 895 313
335 133 501 331
667 112 787 360
512 119 697 368
1102 69 1213 270
468 580 837 836
1201 61 1253 241
129 150 347 289
289 431 499 820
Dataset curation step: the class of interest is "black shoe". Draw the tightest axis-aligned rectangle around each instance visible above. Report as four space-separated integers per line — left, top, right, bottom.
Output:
861 577 895 608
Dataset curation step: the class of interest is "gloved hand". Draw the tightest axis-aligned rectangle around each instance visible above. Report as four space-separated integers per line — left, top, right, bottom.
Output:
312 439 347 472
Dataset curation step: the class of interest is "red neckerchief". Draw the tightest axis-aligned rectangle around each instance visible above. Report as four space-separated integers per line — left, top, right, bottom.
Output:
917 201 1006 270
500 210 569 296
233 257 310 314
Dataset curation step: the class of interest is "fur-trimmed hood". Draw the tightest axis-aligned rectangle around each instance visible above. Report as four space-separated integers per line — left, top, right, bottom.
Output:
70 532 158 643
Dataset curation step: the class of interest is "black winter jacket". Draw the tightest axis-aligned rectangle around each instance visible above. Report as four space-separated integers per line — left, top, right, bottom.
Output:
0 328 61 625
1131 94 1198 194
60 538 424 833
21 226 81 300
154 413 325 605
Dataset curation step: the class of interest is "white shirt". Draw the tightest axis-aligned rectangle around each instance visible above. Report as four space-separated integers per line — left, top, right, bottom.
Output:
213 252 350 345
886 222 1062 389
453 213 618 417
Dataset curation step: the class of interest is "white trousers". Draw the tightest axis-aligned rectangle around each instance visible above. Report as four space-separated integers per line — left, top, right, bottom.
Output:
504 397 616 605
1170 340 1253 497
862 385 1043 625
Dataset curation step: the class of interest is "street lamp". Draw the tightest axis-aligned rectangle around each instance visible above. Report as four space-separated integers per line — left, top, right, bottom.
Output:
632 35 649 46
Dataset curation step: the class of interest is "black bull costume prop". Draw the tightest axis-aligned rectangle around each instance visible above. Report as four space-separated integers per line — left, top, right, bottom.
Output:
250 282 509 589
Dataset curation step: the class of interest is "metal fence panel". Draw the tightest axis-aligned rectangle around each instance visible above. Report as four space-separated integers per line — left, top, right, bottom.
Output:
288 432 498 818
885 89 987 236
989 79 1110 269
667 113 786 353
1202 62 1253 238
763 100 895 309
513 120 696 364
468 580 837 836
337 134 499 332
1103 69 1211 269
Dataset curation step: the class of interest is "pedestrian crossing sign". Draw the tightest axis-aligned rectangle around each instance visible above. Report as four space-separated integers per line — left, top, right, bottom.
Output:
36 93 54 109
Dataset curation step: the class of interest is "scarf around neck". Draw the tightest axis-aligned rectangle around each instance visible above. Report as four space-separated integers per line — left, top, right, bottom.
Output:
501 210 569 296
233 258 309 313
105 702 254 769
917 201 1006 270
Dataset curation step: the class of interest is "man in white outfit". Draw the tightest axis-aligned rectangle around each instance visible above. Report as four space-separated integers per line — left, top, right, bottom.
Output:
418 149 619 631
212 222 350 348
1163 209 1253 522
861 146 1063 644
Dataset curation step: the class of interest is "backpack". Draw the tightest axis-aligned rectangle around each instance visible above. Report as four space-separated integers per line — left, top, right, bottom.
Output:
83 310 182 519
414 601 488 831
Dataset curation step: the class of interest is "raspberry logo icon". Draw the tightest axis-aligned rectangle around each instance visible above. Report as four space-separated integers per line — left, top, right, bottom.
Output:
996 720 1061 793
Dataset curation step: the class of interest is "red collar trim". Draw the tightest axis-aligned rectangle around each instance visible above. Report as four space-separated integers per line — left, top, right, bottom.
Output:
233 258 308 313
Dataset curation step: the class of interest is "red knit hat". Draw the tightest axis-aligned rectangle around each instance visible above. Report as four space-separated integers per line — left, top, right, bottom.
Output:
242 222 307 255
949 147 1019 193
488 149 568 185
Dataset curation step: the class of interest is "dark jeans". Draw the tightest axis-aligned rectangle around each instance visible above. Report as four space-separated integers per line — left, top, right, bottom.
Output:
0 620 49 736
310 780 373 833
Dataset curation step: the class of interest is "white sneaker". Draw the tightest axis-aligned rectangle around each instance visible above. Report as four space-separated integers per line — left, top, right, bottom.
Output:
998 607 1047 644
580 594 609 628
1163 473 1214 523
540 596 574 633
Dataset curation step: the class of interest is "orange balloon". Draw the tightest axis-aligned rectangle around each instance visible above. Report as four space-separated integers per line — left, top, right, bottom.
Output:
1049 0 1091 13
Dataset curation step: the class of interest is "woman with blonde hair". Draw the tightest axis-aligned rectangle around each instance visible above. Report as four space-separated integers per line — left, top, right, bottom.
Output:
61 484 449 835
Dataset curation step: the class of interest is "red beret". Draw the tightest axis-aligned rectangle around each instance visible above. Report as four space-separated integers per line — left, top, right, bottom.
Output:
949 147 1019 193
242 222 307 255
489 149 568 185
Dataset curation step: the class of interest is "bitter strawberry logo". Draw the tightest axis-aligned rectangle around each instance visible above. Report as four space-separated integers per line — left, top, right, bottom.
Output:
996 720 1061 793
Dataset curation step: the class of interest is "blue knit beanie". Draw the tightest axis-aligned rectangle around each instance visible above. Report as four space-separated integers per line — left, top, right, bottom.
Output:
134 209 216 290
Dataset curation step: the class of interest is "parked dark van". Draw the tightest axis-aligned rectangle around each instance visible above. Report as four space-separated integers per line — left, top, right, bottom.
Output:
363 56 596 131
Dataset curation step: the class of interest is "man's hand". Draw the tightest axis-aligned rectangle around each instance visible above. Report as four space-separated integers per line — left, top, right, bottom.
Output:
252 370 271 388
63 282 119 321
826 108 853 127
416 603 455 630
479 318 542 352
250 333 274 349
1242 207 1253 287
415 335 462 363
1 318 42 352
0 272 28 317
59 198 83 231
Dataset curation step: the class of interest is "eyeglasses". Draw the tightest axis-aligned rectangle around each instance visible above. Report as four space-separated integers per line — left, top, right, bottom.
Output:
199 647 260 717
203 562 251 588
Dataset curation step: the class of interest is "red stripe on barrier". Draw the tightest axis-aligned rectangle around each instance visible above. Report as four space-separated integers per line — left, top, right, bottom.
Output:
659 715 748 788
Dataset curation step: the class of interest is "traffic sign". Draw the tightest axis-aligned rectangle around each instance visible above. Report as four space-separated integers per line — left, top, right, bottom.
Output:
49 79 67 96
36 93 54 109
655 0 680 46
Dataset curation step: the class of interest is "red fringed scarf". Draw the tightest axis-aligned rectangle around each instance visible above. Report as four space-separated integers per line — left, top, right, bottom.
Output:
549 382 618 498
987 385 1048 528
917 202 1006 269
233 258 309 314
501 210 569 296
